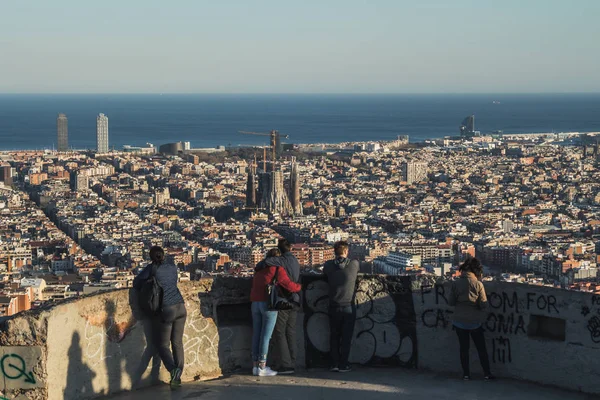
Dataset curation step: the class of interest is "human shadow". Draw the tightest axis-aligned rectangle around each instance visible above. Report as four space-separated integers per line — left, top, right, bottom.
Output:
104 300 122 395
200 276 254 375
64 332 97 399
100 296 156 397
126 288 162 389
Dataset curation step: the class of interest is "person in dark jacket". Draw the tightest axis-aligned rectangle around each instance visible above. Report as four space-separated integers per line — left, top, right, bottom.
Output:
256 239 301 374
133 246 187 388
448 257 493 381
323 241 359 372
251 249 302 377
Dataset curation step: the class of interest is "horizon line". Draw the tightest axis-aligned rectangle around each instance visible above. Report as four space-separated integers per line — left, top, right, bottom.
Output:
1 92 600 96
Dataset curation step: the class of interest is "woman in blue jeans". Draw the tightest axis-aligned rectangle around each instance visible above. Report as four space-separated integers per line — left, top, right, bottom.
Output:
250 249 301 376
133 246 187 388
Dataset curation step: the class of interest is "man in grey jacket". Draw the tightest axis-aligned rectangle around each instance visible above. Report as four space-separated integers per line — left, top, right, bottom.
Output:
323 241 359 372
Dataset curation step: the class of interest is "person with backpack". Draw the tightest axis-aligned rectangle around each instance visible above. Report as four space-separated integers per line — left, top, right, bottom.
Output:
448 257 494 381
133 246 187 388
251 248 302 377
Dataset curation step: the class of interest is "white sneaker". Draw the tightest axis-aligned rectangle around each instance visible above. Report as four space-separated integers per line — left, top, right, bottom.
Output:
258 366 278 377
252 366 258 376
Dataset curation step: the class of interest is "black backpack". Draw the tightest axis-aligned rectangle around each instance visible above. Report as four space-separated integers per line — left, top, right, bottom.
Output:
267 267 295 311
138 263 163 316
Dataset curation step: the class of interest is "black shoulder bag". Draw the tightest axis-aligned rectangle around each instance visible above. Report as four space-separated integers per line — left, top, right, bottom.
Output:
267 267 294 311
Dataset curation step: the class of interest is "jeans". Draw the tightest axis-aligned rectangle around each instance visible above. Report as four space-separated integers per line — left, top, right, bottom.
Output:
271 309 297 369
455 326 491 376
329 305 356 368
153 302 187 373
252 301 279 362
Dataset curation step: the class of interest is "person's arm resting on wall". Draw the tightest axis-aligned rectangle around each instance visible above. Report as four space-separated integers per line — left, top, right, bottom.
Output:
133 265 151 290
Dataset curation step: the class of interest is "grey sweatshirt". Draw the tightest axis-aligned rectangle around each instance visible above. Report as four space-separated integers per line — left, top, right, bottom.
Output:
133 263 184 307
323 257 359 308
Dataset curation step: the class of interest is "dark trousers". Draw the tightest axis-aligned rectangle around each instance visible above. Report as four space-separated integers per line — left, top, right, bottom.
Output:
153 302 187 373
271 309 297 369
455 326 491 376
329 305 356 368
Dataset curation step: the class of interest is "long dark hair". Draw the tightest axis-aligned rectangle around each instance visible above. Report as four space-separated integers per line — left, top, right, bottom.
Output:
149 246 165 265
458 257 483 278
266 248 281 258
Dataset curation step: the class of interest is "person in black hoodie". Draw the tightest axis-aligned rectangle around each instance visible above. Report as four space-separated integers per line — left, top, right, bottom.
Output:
323 241 359 373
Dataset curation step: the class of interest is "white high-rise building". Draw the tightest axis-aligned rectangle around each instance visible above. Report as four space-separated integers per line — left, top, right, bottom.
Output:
402 161 428 184
96 113 109 153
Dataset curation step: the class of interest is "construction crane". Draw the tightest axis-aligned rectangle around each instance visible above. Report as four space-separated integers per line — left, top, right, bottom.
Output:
239 130 289 171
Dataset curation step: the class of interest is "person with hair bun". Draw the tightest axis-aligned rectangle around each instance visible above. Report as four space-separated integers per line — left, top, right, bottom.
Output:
448 257 493 381
134 246 187 388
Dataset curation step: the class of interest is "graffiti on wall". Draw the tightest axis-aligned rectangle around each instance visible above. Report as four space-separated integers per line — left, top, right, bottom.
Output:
82 313 136 367
421 284 562 365
182 308 233 369
303 275 418 368
0 353 36 384
584 296 600 344
0 346 44 390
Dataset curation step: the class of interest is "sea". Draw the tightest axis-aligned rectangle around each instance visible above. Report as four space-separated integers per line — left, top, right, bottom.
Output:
0 93 599 151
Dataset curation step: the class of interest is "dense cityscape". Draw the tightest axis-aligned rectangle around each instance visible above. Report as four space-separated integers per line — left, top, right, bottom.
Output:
1 112 600 317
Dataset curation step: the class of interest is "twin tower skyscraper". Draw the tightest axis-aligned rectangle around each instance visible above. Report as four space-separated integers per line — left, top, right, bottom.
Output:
56 113 109 153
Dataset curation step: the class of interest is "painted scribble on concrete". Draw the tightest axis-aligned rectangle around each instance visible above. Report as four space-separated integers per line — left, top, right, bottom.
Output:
303 275 418 368
0 346 44 391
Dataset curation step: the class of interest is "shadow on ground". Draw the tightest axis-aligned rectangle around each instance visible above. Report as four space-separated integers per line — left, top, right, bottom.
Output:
106 367 597 400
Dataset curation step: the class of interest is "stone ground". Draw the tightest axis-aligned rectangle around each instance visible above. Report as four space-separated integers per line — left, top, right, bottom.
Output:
108 368 598 400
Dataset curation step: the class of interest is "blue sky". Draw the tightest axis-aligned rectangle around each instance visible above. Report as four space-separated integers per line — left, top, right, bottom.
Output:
0 0 598 93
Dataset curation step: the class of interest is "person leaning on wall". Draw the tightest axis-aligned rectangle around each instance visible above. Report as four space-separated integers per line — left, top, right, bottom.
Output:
448 257 494 381
133 246 187 388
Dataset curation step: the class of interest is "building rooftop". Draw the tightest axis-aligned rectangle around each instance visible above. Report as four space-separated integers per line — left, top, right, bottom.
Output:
108 368 594 400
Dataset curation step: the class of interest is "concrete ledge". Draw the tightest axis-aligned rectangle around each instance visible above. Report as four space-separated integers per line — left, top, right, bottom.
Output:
0 275 598 399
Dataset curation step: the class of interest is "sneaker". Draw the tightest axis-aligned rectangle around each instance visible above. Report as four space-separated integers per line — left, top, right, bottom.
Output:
252 366 259 376
463 375 470 381
330 366 340 372
484 375 495 380
258 366 278 377
170 368 182 388
338 365 352 373
277 368 295 375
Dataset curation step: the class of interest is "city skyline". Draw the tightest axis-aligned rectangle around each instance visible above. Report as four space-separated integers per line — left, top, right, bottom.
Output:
1 1 600 94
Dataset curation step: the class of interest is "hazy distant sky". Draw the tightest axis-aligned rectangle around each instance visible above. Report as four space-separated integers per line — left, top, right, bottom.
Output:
1 0 599 94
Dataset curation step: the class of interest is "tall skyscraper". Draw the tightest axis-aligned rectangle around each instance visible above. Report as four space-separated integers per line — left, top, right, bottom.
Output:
96 113 109 153
57 113 68 151
402 161 428 184
460 115 476 137
289 157 302 215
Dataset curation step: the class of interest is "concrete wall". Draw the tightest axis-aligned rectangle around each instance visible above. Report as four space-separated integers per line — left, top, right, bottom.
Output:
0 275 599 399
0 278 250 400
416 280 600 394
